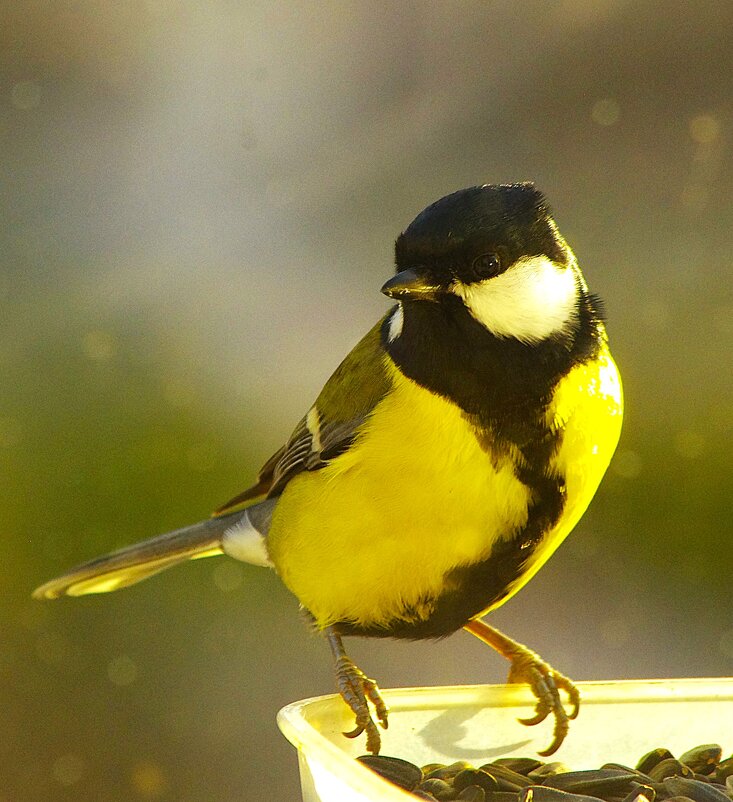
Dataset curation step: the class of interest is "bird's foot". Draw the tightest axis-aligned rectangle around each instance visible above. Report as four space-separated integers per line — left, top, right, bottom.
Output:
334 654 389 754
506 644 580 756
463 618 579 756
326 628 389 754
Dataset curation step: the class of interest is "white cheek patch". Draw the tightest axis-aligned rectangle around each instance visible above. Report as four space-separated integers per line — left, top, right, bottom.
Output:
453 256 579 343
387 303 404 342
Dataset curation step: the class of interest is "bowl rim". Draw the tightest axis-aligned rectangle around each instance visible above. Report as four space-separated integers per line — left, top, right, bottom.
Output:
278 677 733 801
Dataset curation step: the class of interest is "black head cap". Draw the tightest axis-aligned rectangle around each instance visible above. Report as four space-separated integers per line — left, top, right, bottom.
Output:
394 183 568 277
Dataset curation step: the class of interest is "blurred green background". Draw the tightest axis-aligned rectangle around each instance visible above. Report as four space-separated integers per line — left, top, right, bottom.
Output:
2 2 732 800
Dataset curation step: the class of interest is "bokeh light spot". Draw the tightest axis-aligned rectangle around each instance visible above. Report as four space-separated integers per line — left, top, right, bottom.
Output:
591 98 620 126
719 629 733 659
131 761 167 798
611 449 642 479
680 183 709 212
52 753 85 786
83 329 116 362
689 114 721 144
107 654 138 686
673 429 705 459
212 561 244 592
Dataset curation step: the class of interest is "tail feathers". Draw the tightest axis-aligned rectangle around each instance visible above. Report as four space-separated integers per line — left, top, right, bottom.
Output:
33 510 247 600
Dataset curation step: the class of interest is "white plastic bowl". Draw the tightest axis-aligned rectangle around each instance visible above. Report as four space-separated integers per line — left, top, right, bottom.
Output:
278 678 733 802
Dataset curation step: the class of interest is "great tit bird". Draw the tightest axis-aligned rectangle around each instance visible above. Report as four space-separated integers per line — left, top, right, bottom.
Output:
34 183 623 756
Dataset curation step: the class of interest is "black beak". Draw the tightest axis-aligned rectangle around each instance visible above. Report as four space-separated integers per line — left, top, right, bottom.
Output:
381 268 442 301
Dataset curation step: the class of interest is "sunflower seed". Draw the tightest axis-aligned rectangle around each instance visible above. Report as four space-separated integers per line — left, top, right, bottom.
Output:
519 785 608 802
479 764 534 790
458 787 487 802
453 770 500 793
649 760 694 782
494 759 545 776
663 777 731 802
542 769 638 796
357 754 422 791
619 783 656 802
486 792 526 802
528 764 573 782
714 758 733 784
425 762 475 781
637 751 675 775
420 776 458 800
679 747 723 776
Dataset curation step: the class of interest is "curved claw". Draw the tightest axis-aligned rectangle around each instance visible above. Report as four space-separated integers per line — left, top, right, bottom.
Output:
343 723 365 739
513 659 574 756
538 729 567 757
519 708 551 727
462 619 580 757
505 647 578 755
537 708 570 757
560 679 581 720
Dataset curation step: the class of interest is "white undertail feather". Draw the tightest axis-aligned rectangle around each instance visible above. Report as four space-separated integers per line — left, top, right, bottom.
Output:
453 256 579 343
221 510 273 567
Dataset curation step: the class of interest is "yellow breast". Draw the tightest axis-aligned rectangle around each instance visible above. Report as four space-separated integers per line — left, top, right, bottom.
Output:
266 346 622 631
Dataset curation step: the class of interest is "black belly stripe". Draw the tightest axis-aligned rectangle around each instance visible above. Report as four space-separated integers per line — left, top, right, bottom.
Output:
335 423 567 641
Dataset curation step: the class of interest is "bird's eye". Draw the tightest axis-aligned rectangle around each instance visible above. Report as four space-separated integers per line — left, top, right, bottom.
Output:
472 252 501 280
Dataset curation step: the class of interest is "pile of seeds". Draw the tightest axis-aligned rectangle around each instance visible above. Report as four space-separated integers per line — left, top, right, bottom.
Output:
357 744 733 802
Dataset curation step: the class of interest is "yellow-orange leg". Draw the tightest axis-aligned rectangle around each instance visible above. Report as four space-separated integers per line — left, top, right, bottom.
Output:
463 618 580 756
326 628 389 755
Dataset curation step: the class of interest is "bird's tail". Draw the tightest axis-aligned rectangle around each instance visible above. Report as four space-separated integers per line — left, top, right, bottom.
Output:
33 503 274 600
